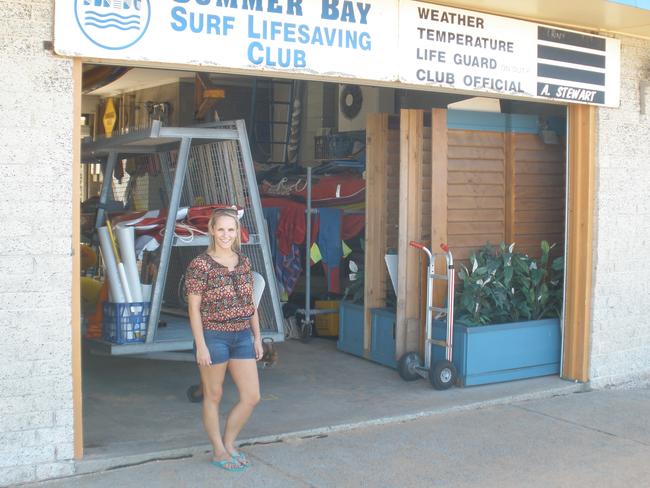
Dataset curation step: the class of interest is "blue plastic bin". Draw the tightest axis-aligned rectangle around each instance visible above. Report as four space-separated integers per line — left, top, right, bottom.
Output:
337 301 365 358
315 131 366 161
102 302 151 344
370 308 397 368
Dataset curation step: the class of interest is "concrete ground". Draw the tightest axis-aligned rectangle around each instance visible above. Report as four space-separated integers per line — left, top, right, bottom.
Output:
81 337 581 471
26 387 650 487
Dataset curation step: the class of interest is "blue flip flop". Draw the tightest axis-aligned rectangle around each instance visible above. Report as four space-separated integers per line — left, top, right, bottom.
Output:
231 451 251 468
210 457 246 472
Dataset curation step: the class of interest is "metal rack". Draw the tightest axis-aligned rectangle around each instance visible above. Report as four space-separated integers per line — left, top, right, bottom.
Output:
298 167 330 337
83 120 284 356
297 167 359 338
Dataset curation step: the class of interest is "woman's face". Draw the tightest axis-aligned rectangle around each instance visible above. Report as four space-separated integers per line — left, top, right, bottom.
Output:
210 215 238 251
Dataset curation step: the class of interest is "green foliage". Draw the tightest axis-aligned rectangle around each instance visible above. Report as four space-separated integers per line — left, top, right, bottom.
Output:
456 241 564 326
343 264 364 304
343 239 365 305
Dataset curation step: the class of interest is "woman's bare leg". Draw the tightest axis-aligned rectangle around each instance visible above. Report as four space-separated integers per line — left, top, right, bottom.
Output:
223 358 260 456
198 361 237 465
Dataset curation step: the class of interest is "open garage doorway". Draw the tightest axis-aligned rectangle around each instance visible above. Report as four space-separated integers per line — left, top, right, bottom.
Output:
76 63 571 462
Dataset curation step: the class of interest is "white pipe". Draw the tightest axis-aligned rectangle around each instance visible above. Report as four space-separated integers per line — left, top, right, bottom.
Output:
117 262 133 302
116 225 143 302
141 284 153 302
98 226 126 303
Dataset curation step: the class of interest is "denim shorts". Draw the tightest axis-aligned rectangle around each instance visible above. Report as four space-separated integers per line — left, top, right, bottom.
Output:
194 329 255 364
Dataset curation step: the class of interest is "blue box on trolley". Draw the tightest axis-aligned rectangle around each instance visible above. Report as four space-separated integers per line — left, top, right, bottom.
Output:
102 302 151 344
314 131 366 162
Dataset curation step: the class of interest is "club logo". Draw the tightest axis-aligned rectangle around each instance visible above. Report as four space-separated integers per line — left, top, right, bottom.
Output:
74 0 151 51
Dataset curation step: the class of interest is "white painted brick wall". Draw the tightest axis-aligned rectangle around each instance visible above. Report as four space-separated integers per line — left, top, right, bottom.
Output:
0 0 75 485
590 35 650 388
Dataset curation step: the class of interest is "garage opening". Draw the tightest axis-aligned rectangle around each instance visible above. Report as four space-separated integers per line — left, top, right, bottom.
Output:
77 63 569 459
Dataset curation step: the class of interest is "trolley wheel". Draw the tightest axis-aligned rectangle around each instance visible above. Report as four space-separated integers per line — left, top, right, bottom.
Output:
298 313 313 343
186 384 203 403
398 352 422 381
301 323 313 342
429 360 457 390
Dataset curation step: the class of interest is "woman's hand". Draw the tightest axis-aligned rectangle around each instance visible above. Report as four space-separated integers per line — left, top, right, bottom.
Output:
253 336 263 361
196 344 212 366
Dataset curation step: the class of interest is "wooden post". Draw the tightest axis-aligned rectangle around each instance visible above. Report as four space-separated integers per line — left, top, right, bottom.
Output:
504 131 516 244
430 109 449 331
396 109 424 358
364 113 390 352
562 104 596 382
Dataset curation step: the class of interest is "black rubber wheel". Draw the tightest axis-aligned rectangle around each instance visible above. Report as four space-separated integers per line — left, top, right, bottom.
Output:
186 384 203 403
398 352 422 381
429 360 457 390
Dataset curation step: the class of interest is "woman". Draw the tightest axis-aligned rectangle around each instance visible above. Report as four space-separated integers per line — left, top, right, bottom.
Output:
185 207 263 472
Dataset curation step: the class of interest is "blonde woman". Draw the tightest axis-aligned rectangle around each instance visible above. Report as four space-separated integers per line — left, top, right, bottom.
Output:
185 207 263 472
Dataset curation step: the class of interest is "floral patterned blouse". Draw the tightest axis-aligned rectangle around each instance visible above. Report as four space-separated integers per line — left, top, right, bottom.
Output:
185 253 255 332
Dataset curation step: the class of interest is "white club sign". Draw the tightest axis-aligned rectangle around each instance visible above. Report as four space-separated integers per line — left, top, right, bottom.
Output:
56 0 399 81
55 0 620 107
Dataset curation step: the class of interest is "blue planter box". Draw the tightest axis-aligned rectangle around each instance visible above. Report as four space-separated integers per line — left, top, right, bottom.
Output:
370 308 397 369
337 301 365 358
432 318 561 386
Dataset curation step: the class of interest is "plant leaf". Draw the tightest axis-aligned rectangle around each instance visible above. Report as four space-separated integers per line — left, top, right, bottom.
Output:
504 266 513 286
541 240 550 254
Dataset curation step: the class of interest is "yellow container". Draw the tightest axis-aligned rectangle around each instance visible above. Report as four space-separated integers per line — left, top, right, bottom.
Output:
314 300 340 337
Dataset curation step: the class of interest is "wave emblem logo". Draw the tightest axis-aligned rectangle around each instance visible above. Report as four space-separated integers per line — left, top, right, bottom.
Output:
75 0 151 51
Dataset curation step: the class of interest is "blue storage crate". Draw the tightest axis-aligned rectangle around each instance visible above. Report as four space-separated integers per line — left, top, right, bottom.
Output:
370 308 397 368
337 301 365 358
102 302 151 344
315 131 366 161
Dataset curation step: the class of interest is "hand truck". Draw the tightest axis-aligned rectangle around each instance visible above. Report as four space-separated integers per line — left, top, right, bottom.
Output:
397 242 457 390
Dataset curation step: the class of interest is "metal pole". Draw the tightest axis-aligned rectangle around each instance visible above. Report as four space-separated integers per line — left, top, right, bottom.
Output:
235 120 285 338
248 79 258 143
146 137 192 343
305 166 312 332
95 151 118 229
446 250 455 362
423 248 433 370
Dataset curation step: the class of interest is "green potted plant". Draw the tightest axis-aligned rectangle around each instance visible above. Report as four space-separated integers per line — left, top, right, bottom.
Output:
432 241 564 386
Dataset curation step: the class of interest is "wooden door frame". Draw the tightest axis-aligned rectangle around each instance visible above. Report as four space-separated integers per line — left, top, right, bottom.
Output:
70 86 594 461
393 105 595 381
562 104 596 382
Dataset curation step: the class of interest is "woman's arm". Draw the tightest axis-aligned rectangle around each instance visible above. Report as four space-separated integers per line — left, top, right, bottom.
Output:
250 308 263 361
188 293 211 366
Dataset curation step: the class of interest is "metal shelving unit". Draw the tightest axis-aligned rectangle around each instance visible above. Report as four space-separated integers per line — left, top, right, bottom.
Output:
82 120 284 356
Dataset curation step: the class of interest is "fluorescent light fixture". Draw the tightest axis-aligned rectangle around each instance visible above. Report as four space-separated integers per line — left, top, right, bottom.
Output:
447 97 501 112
